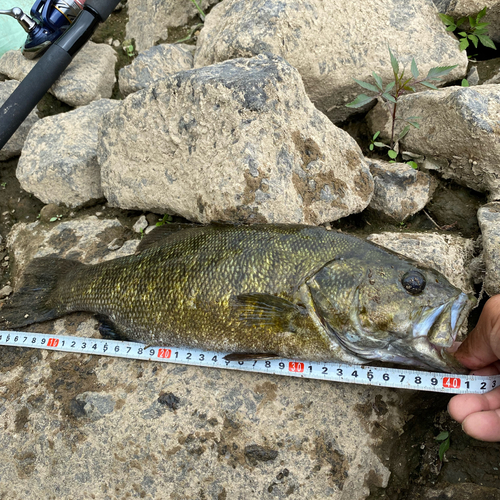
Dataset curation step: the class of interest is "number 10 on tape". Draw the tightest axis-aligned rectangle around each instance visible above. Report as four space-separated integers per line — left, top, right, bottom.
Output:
0 331 499 394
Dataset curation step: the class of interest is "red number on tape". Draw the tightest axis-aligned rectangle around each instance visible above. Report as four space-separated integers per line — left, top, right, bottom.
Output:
157 348 172 359
443 377 461 389
47 338 59 347
289 362 304 373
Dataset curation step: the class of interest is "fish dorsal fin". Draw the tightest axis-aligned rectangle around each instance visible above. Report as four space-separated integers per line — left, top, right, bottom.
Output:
231 293 307 331
136 223 200 253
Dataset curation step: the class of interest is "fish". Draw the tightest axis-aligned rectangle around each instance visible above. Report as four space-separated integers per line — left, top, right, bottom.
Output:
0 223 476 373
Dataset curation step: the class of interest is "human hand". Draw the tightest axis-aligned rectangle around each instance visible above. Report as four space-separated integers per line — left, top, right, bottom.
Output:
448 295 500 442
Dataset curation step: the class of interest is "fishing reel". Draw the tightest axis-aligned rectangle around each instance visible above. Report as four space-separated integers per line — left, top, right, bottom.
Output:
0 0 85 59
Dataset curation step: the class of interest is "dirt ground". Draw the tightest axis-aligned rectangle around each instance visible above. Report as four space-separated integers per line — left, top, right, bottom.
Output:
1 3 499 499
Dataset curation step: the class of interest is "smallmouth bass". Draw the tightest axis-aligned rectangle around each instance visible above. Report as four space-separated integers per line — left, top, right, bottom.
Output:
0 224 475 372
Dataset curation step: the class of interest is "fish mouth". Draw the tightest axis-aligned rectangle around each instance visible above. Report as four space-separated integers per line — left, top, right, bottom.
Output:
328 291 476 373
409 292 476 373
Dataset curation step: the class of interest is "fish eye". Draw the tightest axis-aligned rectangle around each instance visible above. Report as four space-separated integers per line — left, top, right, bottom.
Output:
401 270 426 295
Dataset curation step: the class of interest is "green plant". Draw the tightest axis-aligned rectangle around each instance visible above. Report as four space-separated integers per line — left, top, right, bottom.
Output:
440 7 497 52
122 39 135 58
435 431 450 461
156 214 173 226
347 48 457 152
49 215 63 222
189 0 205 21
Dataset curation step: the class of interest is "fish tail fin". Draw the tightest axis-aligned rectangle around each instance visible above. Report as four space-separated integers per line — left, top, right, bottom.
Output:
0 257 85 328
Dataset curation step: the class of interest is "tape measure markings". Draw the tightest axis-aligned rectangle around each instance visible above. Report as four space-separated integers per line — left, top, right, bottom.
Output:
1 330 498 394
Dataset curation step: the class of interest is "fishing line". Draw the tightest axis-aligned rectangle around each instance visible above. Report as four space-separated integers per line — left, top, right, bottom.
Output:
1 330 498 394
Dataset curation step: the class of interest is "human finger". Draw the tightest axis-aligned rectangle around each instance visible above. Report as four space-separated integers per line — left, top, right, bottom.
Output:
448 385 500 423
462 409 500 442
454 295 500 370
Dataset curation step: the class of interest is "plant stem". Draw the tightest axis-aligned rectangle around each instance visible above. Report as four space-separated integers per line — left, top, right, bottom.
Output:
390 101 397 149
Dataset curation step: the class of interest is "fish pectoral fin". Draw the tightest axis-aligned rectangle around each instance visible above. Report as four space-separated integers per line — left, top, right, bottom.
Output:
231 293 307 331
95 314 129 341
223 352 281 362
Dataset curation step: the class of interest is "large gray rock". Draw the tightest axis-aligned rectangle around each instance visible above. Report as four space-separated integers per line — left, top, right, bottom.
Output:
6 217 138 282
0 42 117 107
367 85 500 200
126 0 219 52
433 0 500 43
0 214 408 499
99 54 374 224
477 202 500 296
17 99 120 208
368 160 436 221
367 232 476 293
194 0 467 122
119 44 194 97
0 80 39 160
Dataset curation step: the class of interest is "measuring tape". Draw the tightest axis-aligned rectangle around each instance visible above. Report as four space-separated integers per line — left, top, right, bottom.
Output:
1 330 499 394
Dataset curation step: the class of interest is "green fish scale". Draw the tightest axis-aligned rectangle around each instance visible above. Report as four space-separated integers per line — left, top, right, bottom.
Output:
58 225 367 354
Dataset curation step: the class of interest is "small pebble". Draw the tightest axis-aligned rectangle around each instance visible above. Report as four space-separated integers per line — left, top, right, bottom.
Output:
0 285 12 299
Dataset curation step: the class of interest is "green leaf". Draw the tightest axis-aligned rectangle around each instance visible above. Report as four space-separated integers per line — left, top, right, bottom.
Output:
353 79 380 93
426 65 457 80
409 122 421 129
373 131 381 140
420 81 438 89
382 93 397 103
477 7 487 21
398 125 411 140
372 72 384 91
435 431 449 441
49 217 58 222
388 47 399 75
411 58 419 79
439 438 450 461
459 37 470 51
468 34 479 48
439 13 455 25
384 81 395 92
458 31 468 37
469 15 476 28
403 85 416 92
388 150 398 159
345 94 375 108
456 17 467 26
374 142 390 148
369 144 374 151
477 34 497 49
475 22 490 29
445 25 456 32
461 78 469 87
407 161 418 169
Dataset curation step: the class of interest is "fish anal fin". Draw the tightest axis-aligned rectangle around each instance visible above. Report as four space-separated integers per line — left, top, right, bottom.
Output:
95 314 129 341
223 353 281 362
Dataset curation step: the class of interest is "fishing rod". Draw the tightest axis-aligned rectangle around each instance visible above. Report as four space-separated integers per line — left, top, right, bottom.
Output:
0 0 121 149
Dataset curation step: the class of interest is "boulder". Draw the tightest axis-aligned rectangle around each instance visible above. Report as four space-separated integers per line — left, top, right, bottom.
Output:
6 217 138 282
0 80 39 160
367 231 476 293
194 0 467 122
126 0 219 52
17 99 120 208
367 85 500 200
477 202 500 296
99 54 373 224
119 44 194 97
0 43 117 107
433 0 500 43
368 160 437 221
